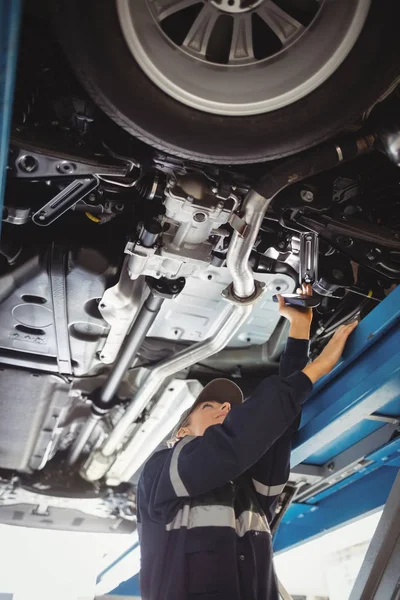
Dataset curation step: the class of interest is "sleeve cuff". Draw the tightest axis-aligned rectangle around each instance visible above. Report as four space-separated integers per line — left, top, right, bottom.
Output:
287 370 314 401
286 337 310 352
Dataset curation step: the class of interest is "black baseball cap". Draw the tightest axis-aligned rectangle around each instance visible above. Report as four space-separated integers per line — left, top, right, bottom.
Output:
171 378 244 440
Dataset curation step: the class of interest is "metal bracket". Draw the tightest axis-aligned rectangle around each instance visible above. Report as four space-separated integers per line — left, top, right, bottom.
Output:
228 213 250 238
32 177 99 226
49 244 73 375
32 502 50 517
291 419 400 498
2 205 30 225
298 213 400 250
365 413 400 426
299 231 319 284
145 276 186 299
8 135 138 225
10 136 129 179
296 213 400 280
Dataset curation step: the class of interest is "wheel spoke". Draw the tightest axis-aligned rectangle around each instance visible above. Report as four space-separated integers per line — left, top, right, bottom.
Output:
229 14 254 64
151 0 203 22
256 0 304 46
182 4 219 58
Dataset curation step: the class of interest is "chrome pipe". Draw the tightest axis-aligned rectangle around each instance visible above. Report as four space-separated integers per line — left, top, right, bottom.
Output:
101 302 252 457
195 317 290 373
226 190 273 299
102 303 251 457
68 288 164 466
100 291 165 404
67 414 100 467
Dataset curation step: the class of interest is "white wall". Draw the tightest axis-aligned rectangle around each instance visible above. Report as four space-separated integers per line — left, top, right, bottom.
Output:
0 524 132 600
324 542 370 600
0 510 383 600
274 510 382 600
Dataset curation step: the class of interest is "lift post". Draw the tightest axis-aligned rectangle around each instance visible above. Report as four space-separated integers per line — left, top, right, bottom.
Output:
275 285 400 553
0 0 22 238
349 469 400 600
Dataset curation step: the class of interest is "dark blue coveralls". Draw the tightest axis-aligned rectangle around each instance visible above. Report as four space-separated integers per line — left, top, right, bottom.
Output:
137 337 312 600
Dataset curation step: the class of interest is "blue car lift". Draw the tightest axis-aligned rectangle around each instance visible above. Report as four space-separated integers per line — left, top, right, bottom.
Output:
276 285 400 554
1 5 399 598
0 0 21 239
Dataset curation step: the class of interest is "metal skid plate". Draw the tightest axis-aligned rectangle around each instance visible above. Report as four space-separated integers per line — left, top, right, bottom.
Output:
0 367 70 471
147 266 295 347
0 476 136 533
0 247 115 376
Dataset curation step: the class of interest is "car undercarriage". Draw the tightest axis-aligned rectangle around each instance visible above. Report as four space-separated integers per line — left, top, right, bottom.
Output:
1 1 400 536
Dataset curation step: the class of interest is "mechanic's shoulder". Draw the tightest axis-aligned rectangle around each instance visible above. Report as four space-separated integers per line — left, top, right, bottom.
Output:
141 445 174 478
140 437 198 480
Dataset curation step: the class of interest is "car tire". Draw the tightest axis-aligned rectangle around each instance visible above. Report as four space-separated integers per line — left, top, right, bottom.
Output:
53 0 400 164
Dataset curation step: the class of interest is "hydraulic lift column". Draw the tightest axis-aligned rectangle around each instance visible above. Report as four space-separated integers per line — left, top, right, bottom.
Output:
349 470 400 600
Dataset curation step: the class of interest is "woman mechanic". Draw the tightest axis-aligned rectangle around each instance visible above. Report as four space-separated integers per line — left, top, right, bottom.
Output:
137 284 358 600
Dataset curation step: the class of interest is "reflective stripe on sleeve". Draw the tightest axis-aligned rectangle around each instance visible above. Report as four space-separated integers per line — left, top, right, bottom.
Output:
169 435 195 497
252 478 286 497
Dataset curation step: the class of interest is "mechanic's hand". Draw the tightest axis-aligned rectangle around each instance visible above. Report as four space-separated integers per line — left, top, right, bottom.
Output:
303 321 358 383
278 283 313 340
277 283 313 327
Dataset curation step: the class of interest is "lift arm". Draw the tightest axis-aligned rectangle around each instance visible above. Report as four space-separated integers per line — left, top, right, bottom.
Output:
275 285 400 553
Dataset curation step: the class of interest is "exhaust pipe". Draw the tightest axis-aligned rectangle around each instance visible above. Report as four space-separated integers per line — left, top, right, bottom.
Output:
103 303 252 456
227 134 375 299
81 301 253 481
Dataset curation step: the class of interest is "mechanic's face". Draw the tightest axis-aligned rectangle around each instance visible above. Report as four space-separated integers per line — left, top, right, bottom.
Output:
178 401 231 438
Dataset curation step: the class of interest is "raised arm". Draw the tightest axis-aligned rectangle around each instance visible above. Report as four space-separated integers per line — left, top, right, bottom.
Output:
142 290 357 513
249 285 358 517
143 371 313 510
279 283 312 377
249 284 312 519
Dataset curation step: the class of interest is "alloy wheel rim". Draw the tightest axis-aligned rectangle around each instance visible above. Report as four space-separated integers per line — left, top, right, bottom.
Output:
117 0 371 116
